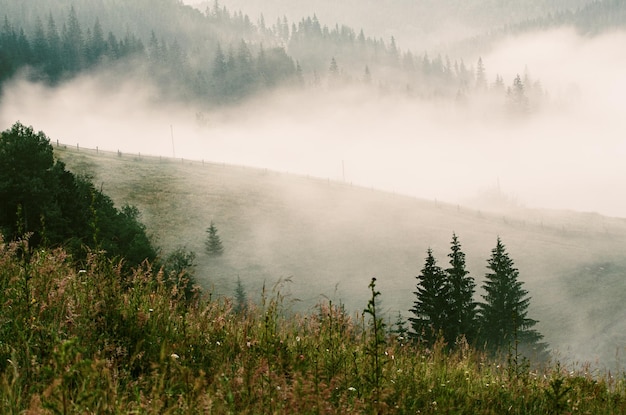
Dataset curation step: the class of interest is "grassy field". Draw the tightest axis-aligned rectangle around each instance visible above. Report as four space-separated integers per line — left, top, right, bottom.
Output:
1 239 624 414
54 143 626 372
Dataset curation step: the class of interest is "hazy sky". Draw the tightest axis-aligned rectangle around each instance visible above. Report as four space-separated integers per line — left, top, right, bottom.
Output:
1 28 625 217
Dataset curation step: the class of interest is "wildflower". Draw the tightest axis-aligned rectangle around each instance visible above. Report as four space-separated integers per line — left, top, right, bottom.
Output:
296 336 301 342
216 341 221 346
170 353 180 360
348 387 356 392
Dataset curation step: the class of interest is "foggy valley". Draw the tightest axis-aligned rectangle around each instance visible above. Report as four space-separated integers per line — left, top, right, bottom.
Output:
2 0 626 388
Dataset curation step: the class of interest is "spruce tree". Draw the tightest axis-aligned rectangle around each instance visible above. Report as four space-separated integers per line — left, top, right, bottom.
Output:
445 233 477 345
408 248 449 345
205 221 224 256
478 238 545 356
234 276 247 314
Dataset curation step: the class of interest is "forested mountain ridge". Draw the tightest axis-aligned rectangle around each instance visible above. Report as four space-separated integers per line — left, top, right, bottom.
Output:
4 0 624 111
0 0 299 103
454 0 626 56
200 0 597 50
0 0 561 107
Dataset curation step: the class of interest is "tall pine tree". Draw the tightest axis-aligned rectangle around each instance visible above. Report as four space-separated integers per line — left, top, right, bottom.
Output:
478 237 546 357
408 248 449 345
445 233 477 345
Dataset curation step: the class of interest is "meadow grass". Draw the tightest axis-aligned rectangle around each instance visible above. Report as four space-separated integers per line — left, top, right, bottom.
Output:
1 236 624 414
53 144 626 370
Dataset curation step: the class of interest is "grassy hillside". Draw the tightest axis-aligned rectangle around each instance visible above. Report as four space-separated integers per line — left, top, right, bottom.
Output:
55 143 626 371
2 240 623 413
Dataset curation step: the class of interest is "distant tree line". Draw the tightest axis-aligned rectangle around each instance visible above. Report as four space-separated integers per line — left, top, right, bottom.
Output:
1 0 546 108
455 0 626 57
0 4 301 103
0 9 144 85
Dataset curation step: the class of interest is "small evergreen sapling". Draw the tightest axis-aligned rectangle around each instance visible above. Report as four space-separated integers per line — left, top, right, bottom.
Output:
205 221 224 256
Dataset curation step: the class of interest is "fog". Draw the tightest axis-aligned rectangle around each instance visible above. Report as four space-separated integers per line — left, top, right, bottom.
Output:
181 0 593 52
1 28 626 218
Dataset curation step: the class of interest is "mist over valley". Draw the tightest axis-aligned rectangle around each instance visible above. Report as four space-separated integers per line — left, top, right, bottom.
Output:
2 0 626 374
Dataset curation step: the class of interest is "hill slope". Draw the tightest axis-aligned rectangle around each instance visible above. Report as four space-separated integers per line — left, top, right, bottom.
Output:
54 143 626 370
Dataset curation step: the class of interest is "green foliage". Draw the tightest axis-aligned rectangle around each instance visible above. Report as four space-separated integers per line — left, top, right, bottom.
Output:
478 237 546 358
0 122 157 269
205 221 224 256
411 234 547 364
162 247 198 301
409 248 449 345
0 243 623 413
444 233 478 346
0 122 55 242
390 311 409 341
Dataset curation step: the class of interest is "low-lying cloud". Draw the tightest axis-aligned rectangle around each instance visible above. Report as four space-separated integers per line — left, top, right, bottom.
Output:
1 28 625 217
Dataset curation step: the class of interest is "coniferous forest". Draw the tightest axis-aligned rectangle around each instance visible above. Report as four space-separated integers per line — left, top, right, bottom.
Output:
1 0 626 412
8 0 623 106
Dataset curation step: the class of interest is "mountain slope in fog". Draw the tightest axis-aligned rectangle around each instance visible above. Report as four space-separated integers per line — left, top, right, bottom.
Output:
198 0 595 50
55 144 626 371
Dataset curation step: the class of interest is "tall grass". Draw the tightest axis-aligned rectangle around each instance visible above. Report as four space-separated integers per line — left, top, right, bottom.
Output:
0 236 624 414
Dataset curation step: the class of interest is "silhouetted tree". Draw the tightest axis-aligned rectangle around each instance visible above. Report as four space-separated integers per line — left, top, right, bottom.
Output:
444 233 478 345
478 237 546 357
408 248 449 345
